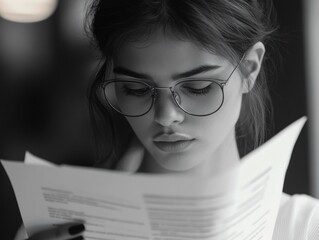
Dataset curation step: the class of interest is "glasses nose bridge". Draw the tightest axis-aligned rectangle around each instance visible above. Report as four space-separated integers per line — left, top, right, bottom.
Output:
152 86 178 103
152 86 174 91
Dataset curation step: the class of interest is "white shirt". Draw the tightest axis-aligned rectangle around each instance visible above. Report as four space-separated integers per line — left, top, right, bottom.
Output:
272 193 319 240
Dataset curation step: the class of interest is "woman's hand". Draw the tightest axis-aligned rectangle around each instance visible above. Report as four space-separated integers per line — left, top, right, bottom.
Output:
116 136 145 172
19 137 143 240
26 223 85 240
17 139 143 240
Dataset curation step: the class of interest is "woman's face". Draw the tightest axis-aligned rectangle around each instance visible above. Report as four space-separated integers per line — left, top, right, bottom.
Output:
112 32 246 173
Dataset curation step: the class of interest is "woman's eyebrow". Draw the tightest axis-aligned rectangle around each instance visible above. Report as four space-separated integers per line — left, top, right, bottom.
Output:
113 65 221 80
172 65 221 80
113 67 151 80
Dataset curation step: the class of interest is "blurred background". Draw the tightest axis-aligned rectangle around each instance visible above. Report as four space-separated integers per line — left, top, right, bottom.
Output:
0 0 318 239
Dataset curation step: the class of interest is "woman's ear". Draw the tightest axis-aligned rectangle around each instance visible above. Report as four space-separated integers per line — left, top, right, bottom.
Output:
241 41 265 93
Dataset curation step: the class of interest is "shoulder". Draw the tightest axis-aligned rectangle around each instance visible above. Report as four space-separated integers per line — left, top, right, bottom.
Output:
272 192 319 240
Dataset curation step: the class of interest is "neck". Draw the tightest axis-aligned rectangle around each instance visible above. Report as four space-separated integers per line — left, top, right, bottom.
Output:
138 129 240 176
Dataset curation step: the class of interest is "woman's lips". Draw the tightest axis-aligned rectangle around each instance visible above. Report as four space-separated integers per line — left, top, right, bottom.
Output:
153 133 194 142
153 133 195 152
153 139 195 152
154 140 193 152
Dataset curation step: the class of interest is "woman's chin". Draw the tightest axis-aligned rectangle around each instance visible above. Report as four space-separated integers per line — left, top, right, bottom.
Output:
153 154 204 173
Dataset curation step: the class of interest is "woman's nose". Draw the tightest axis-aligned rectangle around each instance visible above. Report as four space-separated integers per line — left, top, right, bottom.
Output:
153 90 185 127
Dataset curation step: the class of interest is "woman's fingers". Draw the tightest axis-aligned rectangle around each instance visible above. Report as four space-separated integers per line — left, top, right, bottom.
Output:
116 136 145 172
27 223 85 240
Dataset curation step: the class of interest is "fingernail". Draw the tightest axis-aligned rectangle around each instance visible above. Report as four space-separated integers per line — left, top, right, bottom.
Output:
68 224 85 235
66 236 84 240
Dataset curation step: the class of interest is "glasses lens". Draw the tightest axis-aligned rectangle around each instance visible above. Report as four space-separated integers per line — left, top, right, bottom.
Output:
103 81 153 116
175 80 224 116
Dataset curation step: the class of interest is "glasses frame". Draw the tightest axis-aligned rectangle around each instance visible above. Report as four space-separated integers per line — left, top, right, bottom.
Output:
101 54 245 117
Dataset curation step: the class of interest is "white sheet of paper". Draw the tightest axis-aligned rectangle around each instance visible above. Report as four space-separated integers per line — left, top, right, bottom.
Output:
1 117 307 240
24 151 56 167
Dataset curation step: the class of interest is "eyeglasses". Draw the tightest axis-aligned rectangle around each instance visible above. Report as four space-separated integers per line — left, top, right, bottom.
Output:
100 56 244 117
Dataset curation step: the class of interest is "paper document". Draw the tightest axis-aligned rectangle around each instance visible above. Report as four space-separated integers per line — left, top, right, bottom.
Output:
24 151 56 167
1 117 307 240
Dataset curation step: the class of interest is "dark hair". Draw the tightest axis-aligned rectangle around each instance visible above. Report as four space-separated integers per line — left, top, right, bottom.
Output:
86 0 278 168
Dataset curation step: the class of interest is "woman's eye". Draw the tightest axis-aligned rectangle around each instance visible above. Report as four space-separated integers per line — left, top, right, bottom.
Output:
182 83 213 96
121 86 150 96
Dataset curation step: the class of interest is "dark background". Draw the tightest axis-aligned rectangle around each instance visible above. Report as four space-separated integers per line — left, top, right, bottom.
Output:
0 0 309 239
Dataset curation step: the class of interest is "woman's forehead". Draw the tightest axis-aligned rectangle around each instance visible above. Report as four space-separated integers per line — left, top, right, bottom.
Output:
114 33 228 65
110 40 237 84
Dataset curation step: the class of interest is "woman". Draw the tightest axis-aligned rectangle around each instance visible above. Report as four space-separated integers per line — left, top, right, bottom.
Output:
16 0 319 239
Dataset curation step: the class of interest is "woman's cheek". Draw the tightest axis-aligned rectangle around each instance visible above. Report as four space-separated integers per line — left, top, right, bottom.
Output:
126 117 153 144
